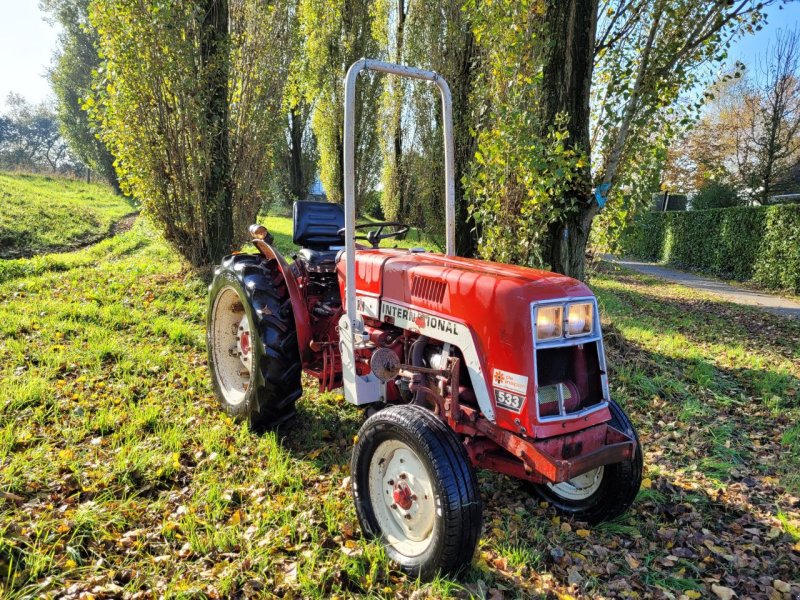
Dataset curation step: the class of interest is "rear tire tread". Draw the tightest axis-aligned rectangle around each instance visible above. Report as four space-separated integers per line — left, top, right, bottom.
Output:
208 254 302 429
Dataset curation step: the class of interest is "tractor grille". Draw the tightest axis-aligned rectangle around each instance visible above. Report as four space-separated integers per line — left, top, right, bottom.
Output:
538 382 575 417
411 275 447 305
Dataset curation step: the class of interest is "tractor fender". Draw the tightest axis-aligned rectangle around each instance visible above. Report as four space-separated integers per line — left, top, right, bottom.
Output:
252 240 314 363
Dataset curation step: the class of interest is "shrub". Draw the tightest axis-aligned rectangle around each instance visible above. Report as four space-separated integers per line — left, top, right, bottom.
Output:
690 180 743 210
619 203 800 293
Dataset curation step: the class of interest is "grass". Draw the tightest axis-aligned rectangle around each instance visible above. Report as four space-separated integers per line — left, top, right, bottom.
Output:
0 172 136 258
0 211 798 598
260 211 442 256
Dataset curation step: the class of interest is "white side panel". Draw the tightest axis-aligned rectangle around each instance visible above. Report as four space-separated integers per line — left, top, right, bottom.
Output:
356 295 380 319
380 301 495 422
339 314 383 406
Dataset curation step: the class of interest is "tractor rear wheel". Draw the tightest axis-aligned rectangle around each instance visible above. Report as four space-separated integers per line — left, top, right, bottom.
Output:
530 400 643 524
350 405 482 579
207 254 302 429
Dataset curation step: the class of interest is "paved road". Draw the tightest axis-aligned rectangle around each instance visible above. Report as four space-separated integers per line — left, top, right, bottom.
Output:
604 257 800 319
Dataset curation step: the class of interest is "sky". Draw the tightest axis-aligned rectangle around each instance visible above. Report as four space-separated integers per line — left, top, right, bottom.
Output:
0 1 799 111
729 1 800 68
0 1 62 109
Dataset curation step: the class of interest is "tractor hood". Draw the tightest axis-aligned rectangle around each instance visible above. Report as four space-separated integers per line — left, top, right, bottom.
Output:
340 249 606 438
346 249 592 311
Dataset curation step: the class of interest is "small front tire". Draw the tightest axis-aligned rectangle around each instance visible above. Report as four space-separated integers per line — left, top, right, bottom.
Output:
531 400 643 523
351 405 482 580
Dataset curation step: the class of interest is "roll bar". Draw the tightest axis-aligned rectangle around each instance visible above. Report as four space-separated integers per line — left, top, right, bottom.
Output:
342 59 456 334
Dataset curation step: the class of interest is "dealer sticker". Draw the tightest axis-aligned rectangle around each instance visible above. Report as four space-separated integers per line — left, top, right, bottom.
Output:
492 369 529 413
492 369 528 395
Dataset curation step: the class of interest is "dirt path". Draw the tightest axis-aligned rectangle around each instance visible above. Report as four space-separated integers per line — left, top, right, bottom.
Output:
107 212 139 237
604 256 800 319
0 212 139 260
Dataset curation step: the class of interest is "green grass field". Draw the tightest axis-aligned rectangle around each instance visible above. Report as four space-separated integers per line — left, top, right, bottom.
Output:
0 211 798 598
0 172 136 259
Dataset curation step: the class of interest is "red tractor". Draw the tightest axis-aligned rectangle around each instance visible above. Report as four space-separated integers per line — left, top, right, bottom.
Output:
207 60 642 578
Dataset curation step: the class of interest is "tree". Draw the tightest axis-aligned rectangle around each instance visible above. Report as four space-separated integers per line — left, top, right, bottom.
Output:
735 28 800 202
465 0 583 267
586 1 775 278
663 29 800 204
691 179 743 209
43 0 120 192
0 94 77 173
375 0 408 222
297 0 382 208
228 0 296 224
373 0 477 254
89 0 292 266
274 0 318 206
465 0 774 280
283 104 317 201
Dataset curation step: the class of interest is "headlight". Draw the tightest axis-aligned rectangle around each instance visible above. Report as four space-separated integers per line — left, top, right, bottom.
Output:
566 302 593 336
535 305 563 340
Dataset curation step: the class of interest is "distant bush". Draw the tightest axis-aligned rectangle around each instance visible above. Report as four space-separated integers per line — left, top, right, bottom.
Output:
691 180 743 210
619 203 800 293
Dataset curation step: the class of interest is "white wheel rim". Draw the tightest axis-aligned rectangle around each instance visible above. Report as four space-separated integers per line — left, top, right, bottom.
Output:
210 286 253 405
547 466 604 501
368 440 436 558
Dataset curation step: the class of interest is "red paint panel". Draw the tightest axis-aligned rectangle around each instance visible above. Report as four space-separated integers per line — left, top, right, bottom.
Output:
339 247 611 438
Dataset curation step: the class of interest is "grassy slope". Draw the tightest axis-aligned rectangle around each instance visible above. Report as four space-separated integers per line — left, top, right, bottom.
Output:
0 172 136 259
0 216 798 598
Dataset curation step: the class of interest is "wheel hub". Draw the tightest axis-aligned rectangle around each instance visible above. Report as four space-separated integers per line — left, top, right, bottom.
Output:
392 479 414 510
368 441 436 556
210 287 252 406
547 466 605 501
237 315 252 368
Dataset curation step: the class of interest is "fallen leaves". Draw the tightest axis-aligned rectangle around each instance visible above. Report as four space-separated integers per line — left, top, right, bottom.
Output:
624 553 641 570
711 583 737 600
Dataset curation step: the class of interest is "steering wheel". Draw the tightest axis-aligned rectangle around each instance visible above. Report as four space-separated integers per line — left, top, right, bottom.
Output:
337 222 410 249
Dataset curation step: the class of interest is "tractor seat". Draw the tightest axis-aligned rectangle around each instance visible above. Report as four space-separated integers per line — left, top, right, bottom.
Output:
293 201 345 273
297 247 340 272
293 200 344 249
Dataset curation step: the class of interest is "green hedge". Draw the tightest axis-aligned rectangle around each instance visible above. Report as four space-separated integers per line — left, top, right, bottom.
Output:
619 203 800 293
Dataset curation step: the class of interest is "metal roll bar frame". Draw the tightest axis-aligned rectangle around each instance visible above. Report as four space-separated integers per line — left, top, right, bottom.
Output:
342 58 456 335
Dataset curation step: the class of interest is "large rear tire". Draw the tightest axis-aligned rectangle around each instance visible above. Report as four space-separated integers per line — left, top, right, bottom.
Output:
531 400 643 524
351 405 482 580
207 254 302 429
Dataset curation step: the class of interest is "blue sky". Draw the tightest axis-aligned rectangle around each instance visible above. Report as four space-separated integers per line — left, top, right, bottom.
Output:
0 1 799 110
730 1 800 67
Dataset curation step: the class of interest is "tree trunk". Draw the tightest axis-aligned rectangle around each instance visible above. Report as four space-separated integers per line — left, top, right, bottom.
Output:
540 0 598 280
453 28 478 258
288 107 305 200
393 0 406 219
548 205 598 282
201 0 233 265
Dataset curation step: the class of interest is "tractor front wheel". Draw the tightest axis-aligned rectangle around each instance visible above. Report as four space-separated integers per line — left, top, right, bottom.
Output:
351 405 482 579
530 400 643 524
207 254 302 430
